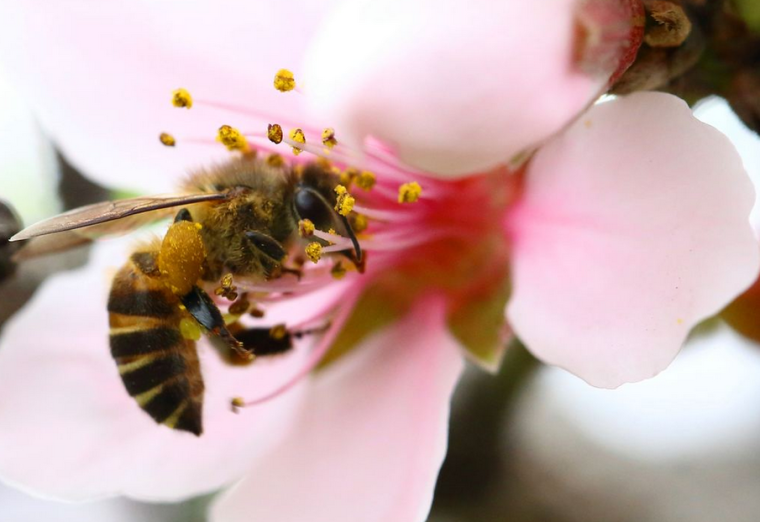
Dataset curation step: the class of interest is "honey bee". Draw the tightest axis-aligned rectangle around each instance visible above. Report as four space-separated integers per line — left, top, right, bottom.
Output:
11 157 362 436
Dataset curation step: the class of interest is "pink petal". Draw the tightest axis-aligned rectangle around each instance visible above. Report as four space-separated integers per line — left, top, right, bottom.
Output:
210 298 464 522
304 0 607 177
0 1 331 193
507 92 760 388
0 236 318 502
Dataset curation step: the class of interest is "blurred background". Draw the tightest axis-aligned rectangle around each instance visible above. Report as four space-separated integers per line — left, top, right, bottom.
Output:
2 53 760 519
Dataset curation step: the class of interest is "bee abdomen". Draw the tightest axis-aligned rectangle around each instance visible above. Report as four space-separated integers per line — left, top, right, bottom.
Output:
108 253 204 436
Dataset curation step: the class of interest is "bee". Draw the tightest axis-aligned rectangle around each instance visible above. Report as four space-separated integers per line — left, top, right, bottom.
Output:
11 157 362 436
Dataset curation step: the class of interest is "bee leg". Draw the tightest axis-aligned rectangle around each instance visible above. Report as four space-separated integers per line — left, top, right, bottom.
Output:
233 322 330 357
233 325 293 357
244 230 286 262
174 208 193 223
180 285 252 360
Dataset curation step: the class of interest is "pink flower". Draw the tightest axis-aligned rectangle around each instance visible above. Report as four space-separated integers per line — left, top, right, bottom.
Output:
0 1 756 521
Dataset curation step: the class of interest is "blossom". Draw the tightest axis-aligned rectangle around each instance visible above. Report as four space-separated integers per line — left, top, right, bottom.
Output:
0 1 757 522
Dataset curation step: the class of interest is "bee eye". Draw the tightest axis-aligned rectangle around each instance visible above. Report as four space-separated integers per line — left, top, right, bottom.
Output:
293 187 333 228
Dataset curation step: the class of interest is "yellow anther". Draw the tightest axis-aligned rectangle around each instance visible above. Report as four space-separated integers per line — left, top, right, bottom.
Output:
305 242 323 263
355 171 376 191
322 128 338 149
231 397 245 412
298 219 315 237
172 88 193 109
267 123 283 144
339 167 358 187
333 184 355 216
331 262 347 280
159 132 176 147
289 128 306 156
215 273 238 301
352 213 368 233
273 69 296 92
266 153 285 167
269 324 288 340
179 317 202 341
228 294 251 316
217 125 249 152
398 181 422 203
327 228 337 236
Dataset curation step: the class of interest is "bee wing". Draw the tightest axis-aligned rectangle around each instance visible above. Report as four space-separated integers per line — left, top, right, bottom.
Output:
11 193 227 242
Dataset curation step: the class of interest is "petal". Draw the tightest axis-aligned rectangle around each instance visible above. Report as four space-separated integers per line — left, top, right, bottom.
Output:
210 298 464 522
304 0 607 177
0 72 60 225
507 92 760 388
0 481 191 522
0 1 332 193
0 234 315 502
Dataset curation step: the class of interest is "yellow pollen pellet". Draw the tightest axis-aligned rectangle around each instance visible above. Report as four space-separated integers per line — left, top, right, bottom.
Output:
298 219 315 237
217 125 249 152
355 171 376 190
267 123 283 144
333 184 355 216
273 69 296 92
305 242 323 263
398 181 422 203
289 128 306 156
159 132 176 147
322 128 338 149
172 88 193 109
352 213 368 233
179 317 202 341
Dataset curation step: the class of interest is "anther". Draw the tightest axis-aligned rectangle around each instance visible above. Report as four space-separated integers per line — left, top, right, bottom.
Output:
355 171 376 191
273 69 296 92
228 293 251 315
352 213 368 234
298 219 315 237
215 273 239 301
322 128 338 149
398 181 422 203
269 324 288 341
172 88 193 109
331 262 347 280
159 132 176 147
217 125 249 152
231 397 245 413
266 154 285 167
305 242 323 263
250 307 265 318
267 123 284 144
289 128 306 155
339 168 358 187
333 185 355 216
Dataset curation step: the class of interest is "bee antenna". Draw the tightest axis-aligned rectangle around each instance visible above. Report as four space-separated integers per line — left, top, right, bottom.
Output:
339 215 362 262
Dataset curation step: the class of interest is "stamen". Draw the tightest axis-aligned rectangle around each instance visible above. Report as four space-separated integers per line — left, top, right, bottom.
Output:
355 171 376 191
273 69 296 92
331 262 347 280
267 123 284 144
228 293 251 315
299 219 315 237
305 242 323 263
269 323 288 340
289 128 306 155
159 132 176 147
398 181 422 203
322 128 338 149
339 168 358 187
352 214 369 233
215 273 239 301
333 185 355 216
172 88 193 109
217 125 249 152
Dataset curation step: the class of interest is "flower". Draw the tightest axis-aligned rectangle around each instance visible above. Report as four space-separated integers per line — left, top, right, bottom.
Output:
0 2 757 522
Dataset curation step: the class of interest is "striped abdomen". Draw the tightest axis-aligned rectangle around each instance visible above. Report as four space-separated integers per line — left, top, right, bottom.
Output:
108 250 204 435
